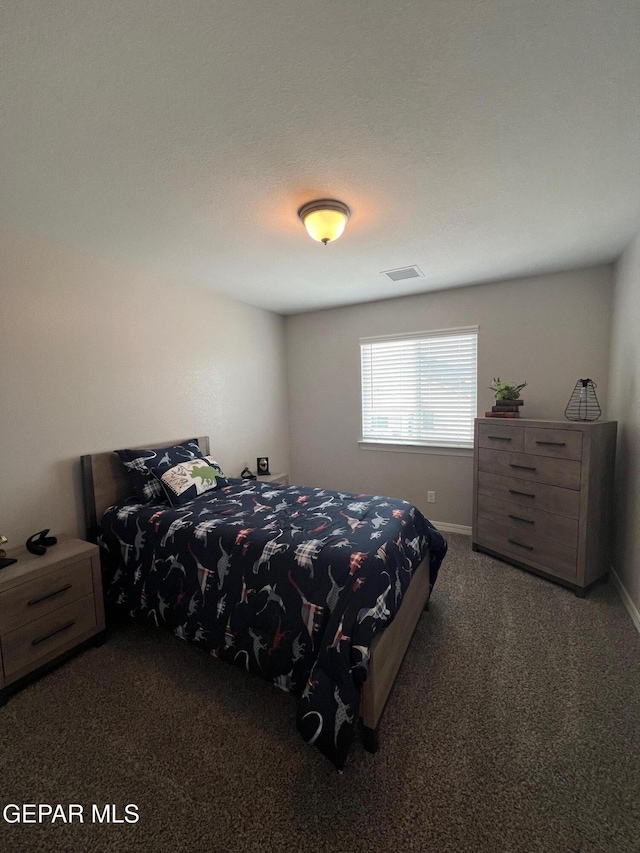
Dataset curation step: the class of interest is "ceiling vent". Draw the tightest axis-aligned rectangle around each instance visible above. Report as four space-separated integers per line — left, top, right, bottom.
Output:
381 265 424 282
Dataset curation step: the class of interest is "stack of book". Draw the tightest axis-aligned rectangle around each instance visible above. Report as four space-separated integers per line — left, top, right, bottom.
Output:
485 399 524 418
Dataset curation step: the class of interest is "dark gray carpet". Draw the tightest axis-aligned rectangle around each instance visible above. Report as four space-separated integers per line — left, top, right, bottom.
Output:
2 534 640 853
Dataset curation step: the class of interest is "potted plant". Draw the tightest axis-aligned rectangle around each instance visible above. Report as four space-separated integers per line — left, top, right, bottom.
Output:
489 378 527 401
487 378 527 418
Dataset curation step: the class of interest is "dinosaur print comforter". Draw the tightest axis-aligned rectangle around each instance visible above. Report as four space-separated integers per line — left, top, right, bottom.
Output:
99 478 447 770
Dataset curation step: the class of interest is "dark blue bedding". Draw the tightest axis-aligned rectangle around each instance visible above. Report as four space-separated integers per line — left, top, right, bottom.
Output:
99 478 447 769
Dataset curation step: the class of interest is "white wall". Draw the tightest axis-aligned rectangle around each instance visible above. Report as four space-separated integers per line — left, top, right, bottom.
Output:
285 266 613 527
0 229 289 545
608 230 640 621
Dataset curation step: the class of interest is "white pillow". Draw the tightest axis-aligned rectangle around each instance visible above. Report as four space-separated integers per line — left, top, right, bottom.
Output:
153 456 227 506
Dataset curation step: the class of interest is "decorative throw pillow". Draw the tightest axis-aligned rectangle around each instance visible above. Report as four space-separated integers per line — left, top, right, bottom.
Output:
153 456 228 507
116 439 204 503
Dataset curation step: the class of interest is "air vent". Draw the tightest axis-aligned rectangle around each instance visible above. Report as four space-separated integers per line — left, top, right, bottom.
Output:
381 265 424 282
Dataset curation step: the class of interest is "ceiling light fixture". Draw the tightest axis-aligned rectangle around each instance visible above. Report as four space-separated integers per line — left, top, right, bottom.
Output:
298 199 351 245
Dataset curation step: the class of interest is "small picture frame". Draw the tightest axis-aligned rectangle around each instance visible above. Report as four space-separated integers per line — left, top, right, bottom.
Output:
257 456 270 476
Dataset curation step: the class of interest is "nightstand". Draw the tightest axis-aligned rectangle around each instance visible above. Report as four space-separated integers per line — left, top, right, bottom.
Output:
257 472 289 486
0 536 105 703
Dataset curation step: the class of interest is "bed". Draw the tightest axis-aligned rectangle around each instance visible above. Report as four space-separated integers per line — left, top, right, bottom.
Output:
81 436 447 770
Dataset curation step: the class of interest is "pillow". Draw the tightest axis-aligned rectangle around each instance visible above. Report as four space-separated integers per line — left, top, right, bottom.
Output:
116 439 204 503
153 455 228 507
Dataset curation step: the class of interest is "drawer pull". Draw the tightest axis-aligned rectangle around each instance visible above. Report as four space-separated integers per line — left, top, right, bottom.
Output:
510 464 537 471
488 435 512 441
508 514 534 524
508 489 536 498
535 440 566 447
507 538 534 551
31 619 76 646
27 583 72 607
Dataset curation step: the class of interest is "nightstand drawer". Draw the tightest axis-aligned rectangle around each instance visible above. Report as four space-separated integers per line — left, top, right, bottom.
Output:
2 594 97 678
524 427 582 461
0 557 94 635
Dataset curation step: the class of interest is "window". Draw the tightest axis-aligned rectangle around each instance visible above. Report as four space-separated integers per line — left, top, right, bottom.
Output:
360 327 478 449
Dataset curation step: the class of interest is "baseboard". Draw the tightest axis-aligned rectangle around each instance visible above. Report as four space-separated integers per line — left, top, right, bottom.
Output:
431 521 472 536
611 565 640 635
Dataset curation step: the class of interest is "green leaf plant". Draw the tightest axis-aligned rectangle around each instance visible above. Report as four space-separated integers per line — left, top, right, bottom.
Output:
490 378 528 401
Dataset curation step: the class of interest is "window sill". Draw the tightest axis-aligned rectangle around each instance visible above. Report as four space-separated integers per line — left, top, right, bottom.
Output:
358 440 473 458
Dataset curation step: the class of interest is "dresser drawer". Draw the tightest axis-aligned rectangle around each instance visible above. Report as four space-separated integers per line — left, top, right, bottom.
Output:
0 557 94 635
2 594 97 679
477 494 579 548
477 471 580 518
478 448 581 490
476 519 577 580
524 427 582 461
478 423 524 453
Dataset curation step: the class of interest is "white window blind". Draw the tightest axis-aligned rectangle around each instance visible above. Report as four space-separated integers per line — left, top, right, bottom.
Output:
360 327 478 448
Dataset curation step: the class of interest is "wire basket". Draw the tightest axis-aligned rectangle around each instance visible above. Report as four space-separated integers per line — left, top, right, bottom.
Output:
564 378 601 422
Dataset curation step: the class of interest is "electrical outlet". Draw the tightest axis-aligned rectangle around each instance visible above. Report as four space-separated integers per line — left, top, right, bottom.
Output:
427 491 436 503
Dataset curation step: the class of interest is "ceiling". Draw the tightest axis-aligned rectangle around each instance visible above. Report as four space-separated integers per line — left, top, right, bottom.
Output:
2 1 640 315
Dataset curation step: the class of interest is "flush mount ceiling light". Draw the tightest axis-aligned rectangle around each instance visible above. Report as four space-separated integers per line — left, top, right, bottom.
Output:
298 199 351 245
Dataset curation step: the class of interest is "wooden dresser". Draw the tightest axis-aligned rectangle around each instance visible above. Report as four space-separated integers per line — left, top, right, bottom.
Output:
0 536 105 702
472 418 617 596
